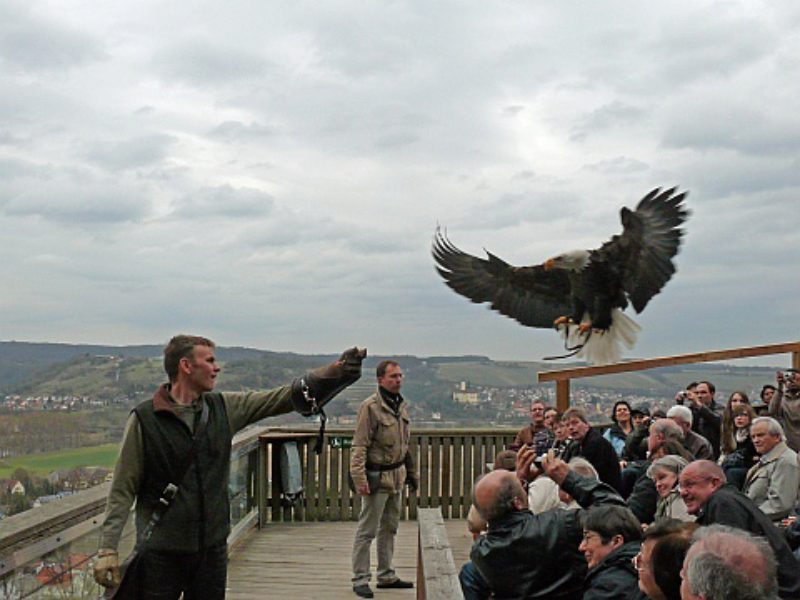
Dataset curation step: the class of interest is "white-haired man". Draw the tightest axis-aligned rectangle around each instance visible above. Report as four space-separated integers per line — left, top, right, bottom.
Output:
666 405 713 461
680 524 779 600
742 416 800 522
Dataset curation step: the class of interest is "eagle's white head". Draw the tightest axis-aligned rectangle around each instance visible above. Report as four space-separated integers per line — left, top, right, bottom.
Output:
543 249 590 272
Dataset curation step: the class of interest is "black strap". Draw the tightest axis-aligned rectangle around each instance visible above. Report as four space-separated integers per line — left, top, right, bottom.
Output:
543 325 592 361
365 459 405 472
136 398 210 550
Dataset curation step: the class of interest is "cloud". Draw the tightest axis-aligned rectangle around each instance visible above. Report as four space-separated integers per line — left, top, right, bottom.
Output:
0 2 106 71
0 1 798 363
662 104 800 156
0 157 47 178
171 184 274 219
582 156 650 175
647 7 775 87
84 135 175 172
0 130 25 146
2 181 152 224
153 38 273 85
681 153 800 198
571 101 646 141
208 121 276 142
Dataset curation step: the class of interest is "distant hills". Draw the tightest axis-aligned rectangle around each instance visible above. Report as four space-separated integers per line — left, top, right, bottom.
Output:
0 340 784 404
0 340 788 460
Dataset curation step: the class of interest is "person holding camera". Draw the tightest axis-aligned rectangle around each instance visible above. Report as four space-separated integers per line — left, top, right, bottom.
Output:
350 360 417 598
512 400 555 457
676 381 722 458
458 448 626 600
768 368 800 452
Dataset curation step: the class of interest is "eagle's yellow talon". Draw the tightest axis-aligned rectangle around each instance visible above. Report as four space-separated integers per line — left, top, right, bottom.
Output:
553 316 571 327
578 322 592 334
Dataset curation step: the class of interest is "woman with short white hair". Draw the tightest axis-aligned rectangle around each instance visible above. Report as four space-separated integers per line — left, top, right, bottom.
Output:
646 455 695 523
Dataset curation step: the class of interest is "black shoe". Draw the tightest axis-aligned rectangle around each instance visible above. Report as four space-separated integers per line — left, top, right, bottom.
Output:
353 583 374 598
377 579 414 589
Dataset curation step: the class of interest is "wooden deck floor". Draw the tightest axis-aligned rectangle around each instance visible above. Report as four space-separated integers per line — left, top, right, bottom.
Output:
227 519 473 599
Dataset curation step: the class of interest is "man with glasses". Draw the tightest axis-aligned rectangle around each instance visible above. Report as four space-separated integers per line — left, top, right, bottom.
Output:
512 400 554 456
678 460 800 598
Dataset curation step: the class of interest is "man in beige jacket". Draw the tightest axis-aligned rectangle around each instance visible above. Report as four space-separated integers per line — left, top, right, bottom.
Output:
350 360 417 598
743 416 800 522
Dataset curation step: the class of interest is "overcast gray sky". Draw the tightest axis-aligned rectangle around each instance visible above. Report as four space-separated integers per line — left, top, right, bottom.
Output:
1 0 798 364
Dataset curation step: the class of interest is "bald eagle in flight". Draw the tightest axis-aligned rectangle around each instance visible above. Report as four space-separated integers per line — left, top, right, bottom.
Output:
432 187 689 365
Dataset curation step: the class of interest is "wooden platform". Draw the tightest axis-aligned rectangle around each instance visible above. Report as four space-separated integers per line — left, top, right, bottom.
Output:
227 519 473 599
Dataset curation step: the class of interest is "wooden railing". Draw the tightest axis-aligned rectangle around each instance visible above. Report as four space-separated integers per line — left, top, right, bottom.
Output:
0 427 515 597
0 423 269 598
539 341 800 412
417 508 464 600
259 428 518 523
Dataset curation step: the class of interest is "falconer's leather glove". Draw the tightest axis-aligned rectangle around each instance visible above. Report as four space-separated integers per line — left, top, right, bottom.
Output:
291 347 367 416
93 549 120 588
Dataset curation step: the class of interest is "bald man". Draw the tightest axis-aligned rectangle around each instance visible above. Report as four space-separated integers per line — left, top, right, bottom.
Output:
679 460 800 598
680 525 778 600
460 450 625 600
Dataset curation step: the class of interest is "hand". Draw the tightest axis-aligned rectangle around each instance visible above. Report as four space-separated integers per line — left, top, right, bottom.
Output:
674 391 685 405
541 450 570 485
778 371 786 386
356 483 370 496
515 446 540 483
93 549 120 588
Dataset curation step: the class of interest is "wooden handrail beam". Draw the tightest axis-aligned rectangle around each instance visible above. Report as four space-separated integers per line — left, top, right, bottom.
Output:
538 341 800 383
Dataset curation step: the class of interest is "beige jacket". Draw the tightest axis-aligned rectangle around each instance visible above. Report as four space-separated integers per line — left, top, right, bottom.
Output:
350 391 415 493
655 488 695 523
743 441 800 521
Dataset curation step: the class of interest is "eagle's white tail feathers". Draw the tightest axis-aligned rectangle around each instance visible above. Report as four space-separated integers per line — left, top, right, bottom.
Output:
560 309 641 365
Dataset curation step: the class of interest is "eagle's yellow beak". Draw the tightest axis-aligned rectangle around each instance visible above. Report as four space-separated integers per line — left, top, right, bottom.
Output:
543 258 555 271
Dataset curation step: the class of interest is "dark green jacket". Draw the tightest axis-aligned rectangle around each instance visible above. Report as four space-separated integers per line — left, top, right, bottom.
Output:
134 389 230 552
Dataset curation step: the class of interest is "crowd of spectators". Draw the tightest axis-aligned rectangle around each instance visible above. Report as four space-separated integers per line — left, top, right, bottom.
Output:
460 369 800 599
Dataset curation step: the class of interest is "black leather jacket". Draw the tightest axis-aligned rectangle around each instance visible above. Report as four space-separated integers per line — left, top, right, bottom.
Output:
698 484 800 599
583 541 641 600
470 472 626 600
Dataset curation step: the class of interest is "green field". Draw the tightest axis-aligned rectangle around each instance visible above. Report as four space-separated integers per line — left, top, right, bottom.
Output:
0 443 120 479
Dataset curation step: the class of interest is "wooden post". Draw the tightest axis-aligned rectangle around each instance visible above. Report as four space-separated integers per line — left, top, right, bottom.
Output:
793 350 800 371
257 441 267 528
556 379 570 413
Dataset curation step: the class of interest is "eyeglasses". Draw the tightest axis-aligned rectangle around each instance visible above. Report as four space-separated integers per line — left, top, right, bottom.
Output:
680 476 713 490
581 531 602 543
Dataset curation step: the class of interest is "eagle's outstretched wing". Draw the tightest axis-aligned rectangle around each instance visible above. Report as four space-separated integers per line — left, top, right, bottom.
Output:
592 187 689 313
432 228 573 328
